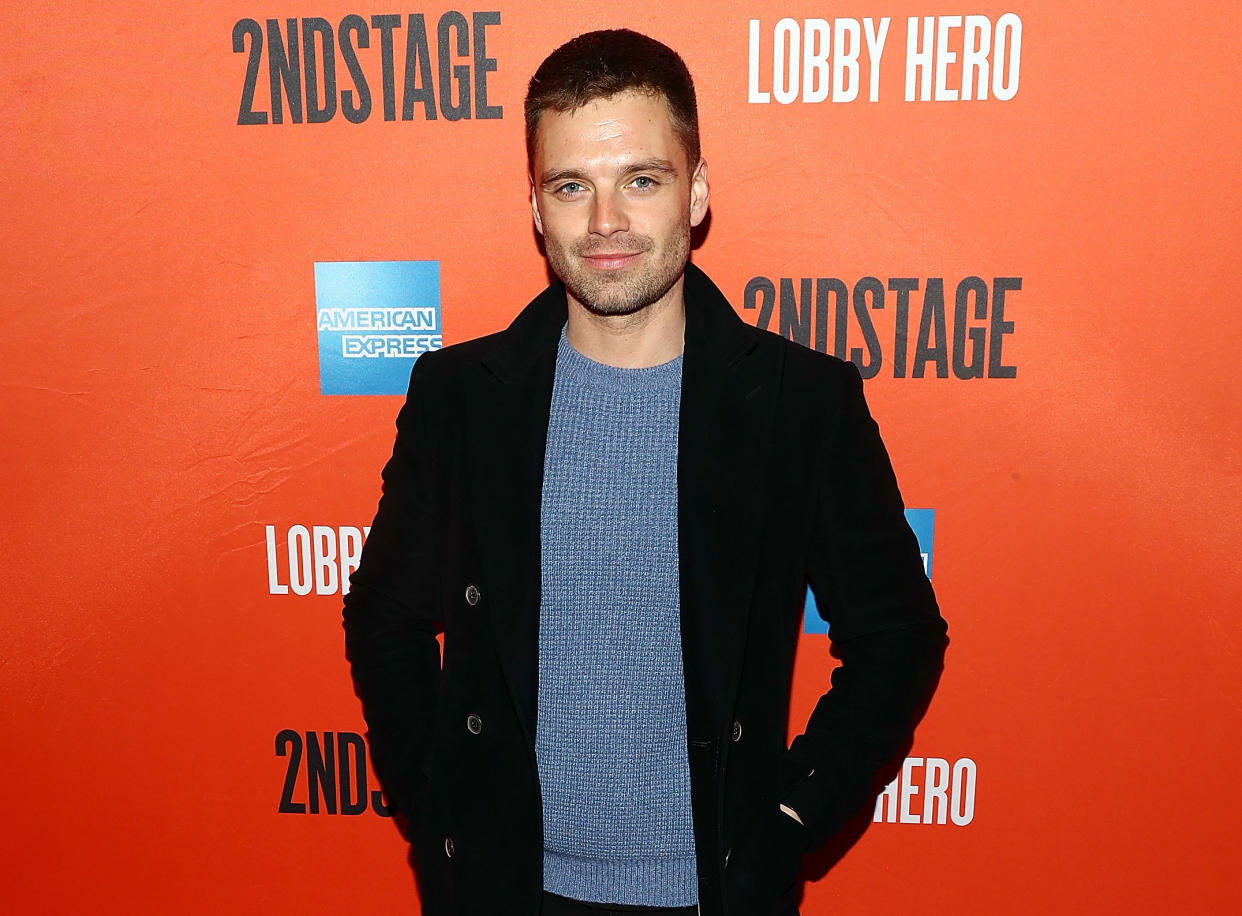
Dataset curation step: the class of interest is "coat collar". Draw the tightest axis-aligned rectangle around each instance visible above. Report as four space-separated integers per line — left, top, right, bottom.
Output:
465 262 778 751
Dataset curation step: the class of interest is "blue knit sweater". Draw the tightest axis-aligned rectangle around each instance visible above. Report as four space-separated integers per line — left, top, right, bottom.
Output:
536 325 698 906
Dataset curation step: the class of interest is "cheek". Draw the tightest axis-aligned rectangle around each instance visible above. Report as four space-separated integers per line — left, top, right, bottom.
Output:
646 199 691 239
540 209 582 245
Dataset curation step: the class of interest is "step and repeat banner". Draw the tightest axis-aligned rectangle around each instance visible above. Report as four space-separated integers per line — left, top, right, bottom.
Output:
3 2 1240 913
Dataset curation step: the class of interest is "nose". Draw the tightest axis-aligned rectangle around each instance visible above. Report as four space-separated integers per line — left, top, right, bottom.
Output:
588 186 628 237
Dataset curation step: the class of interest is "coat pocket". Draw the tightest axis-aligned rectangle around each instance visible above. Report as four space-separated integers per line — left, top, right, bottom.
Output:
723 800 806 916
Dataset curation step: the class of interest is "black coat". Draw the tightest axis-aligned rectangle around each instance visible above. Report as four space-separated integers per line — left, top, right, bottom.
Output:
343 264 947 915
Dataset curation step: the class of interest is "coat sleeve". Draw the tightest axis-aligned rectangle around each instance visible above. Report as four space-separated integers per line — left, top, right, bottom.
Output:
342 354 445 824
781 359 948 849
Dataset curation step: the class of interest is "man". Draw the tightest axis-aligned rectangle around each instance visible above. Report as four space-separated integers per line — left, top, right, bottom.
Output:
343 29 946 916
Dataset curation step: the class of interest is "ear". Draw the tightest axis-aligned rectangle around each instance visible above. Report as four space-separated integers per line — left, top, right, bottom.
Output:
529 178 544 236
689 159 710 228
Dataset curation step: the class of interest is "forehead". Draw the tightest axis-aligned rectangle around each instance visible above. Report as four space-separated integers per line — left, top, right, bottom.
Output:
532 90 686 174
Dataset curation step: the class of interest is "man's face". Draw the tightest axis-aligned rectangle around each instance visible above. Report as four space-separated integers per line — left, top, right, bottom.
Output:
529 90 709 317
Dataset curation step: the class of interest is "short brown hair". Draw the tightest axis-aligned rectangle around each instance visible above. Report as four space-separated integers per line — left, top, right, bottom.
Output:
524 29 701 169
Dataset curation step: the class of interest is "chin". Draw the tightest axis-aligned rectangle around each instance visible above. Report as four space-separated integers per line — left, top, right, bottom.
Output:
566 265 688 319
578 296 652 317
569 276 672 317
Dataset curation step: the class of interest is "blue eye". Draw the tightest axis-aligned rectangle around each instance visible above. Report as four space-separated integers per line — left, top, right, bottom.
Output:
557 182 583 196
631 176 655 190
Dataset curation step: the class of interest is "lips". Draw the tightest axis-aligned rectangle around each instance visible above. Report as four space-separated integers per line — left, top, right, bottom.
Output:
581 252 642 270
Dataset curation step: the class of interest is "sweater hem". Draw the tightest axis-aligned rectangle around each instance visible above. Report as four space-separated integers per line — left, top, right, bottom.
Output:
543 849 699 908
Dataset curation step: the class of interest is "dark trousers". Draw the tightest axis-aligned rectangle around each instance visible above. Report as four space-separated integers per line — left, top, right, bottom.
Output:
540 891 698 916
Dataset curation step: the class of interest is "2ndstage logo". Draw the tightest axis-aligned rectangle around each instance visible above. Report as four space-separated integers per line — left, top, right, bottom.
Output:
233 11 502 124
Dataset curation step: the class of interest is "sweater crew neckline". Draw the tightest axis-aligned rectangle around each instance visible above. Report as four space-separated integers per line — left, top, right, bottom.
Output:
555 324 683 395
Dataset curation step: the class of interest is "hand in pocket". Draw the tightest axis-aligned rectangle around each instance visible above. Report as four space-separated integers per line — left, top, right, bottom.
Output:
724 803 807 915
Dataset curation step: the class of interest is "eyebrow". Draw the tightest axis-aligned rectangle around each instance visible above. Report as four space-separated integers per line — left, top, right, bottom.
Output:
539 158 680 187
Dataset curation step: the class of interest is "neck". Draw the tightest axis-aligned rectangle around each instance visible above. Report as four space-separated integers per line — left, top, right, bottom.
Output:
564 276 687 368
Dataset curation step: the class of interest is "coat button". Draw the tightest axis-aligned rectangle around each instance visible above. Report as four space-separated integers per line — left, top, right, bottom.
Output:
464 583 481 606
444 836 455 858
731 719 742 742
466 713 483 735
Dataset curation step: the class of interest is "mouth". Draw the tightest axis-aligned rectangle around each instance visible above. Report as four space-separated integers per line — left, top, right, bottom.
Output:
581 251 642 271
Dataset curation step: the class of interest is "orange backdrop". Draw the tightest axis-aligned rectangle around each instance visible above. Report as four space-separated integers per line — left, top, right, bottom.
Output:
3 2 1240 912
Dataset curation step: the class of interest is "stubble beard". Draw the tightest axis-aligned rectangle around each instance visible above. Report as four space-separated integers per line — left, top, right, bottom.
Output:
545 226 691 317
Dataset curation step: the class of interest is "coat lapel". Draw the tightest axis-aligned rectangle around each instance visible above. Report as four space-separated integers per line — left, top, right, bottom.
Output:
464 285 566 749
678 265 780 738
